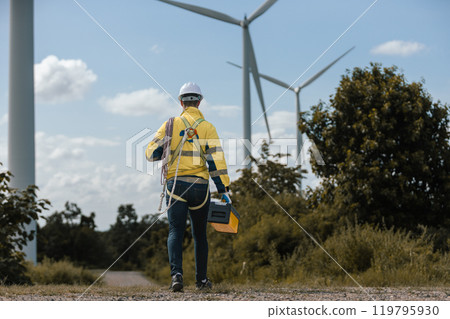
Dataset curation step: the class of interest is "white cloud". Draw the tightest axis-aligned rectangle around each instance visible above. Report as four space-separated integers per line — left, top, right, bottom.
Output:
40 163 162 229
206 104 240 118
34 55 97 104
254 110 296 138
0 131 134 228
269 111 296 136
38 133 119 148
371 40 426 57
35 132 119 168
99 87 178 117
32 131 163 229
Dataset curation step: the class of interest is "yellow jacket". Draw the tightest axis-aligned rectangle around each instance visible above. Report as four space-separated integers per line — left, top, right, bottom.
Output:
146 107 230 193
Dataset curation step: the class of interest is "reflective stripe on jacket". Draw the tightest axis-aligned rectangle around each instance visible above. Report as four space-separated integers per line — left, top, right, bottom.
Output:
145 107 230 193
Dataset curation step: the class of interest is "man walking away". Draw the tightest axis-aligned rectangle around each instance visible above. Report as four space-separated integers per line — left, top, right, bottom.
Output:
146 82 231 292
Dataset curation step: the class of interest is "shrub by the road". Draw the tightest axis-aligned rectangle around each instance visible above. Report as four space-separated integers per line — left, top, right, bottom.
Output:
27 258 98 285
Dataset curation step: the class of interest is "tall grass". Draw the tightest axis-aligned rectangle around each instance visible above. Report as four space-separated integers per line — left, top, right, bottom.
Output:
291 224 449 287
27 258 98 285
144 223 448 287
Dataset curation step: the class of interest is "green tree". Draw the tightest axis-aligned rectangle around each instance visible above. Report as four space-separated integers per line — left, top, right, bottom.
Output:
107 205 172 273
38 202 111 268
0 164 50 284
231 140 305 199
107 204 143 269
301 63 450 231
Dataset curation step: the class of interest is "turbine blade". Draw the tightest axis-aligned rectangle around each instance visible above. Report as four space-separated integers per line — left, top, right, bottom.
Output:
226 61 243 69
157 0 241 25
300 46 355 89
258 73 293 91
227 61 293 91
247 29 272 140
248 0 278 23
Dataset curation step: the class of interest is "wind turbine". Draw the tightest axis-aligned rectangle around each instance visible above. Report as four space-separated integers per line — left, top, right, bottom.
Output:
157 0 277 166
228 46 354 188
8 0 36 263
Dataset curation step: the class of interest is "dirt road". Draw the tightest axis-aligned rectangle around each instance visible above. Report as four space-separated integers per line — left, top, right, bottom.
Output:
101 271 155 287
1 285 448 301
1 271 448 301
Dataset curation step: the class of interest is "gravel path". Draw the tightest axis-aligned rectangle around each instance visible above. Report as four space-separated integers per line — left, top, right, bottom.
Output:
1 285 448 301
101 271 155 287
1 271 448 301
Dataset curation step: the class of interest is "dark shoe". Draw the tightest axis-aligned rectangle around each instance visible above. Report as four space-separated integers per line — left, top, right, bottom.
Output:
196 278 212 290
170 273 183 292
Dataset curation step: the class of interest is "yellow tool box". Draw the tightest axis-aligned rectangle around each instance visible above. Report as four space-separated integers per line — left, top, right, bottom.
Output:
207 201 240 234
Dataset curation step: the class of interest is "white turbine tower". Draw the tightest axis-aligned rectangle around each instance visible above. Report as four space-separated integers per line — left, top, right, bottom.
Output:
228 47 354 188
157 0 277 166
8 0 36 263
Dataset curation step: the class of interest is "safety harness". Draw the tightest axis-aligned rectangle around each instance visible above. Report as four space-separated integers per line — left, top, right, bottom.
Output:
158 116 209 212
168 116 206 167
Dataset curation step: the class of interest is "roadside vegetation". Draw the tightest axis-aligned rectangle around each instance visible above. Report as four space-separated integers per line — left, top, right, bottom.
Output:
1 63 448 288
26 258 98 285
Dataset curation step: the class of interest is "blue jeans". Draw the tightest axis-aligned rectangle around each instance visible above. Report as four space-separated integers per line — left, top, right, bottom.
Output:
166 179 210 282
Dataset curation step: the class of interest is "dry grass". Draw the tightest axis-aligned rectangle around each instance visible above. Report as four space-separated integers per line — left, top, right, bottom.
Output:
26 258 98 285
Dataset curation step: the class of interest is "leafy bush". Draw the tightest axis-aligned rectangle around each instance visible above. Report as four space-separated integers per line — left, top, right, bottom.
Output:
0 164 50 285
26 258 98 285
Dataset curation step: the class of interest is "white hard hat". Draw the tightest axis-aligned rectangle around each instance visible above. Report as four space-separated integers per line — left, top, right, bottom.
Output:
178 82 203 102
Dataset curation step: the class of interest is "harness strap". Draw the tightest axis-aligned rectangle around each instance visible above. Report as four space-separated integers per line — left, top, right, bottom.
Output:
166 187 187 203
163 115 209 211
182 116 207 165
166 185 210 210
180 116 204 130
168 116 206 167
189 187 209 210
168 136 185 167
192 138 207 164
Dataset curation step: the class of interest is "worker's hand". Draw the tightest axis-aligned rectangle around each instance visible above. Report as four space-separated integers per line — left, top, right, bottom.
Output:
220 192 232 204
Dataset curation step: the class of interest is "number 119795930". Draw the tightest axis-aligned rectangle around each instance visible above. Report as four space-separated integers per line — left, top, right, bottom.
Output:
373 305 439 316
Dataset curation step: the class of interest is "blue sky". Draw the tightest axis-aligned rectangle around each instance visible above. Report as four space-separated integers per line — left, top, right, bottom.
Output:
1 0 449 230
